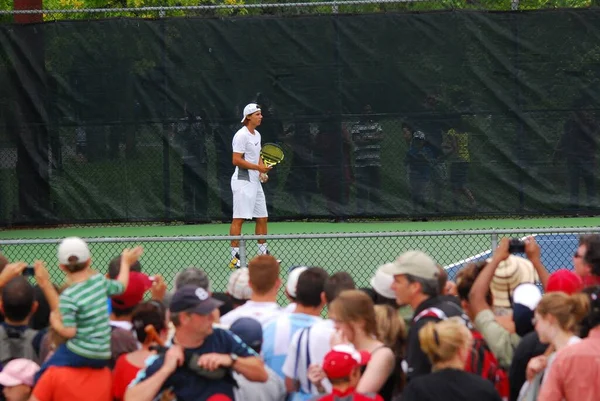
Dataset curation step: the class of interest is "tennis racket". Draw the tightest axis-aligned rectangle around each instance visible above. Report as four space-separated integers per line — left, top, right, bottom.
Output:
260 143 285 182
145 325 165 348
260 143 285 168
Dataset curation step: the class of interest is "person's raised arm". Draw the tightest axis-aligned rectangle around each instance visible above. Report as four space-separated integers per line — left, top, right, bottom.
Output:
0 262 26 289
34 260 59 311
469 238 510 317
117 247 144 290
524 236 549 290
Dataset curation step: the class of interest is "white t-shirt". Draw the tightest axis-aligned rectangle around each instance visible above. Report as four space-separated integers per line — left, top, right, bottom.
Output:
219 301 283 327
232 126 261 183
282 319 335 398
284 303 297 313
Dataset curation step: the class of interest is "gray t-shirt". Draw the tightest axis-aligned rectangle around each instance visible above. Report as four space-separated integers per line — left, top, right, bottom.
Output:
233 366 286 401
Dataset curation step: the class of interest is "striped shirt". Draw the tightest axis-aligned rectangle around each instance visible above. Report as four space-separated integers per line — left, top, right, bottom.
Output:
447 128 470 162
263 313 322 378
59 274 125 359
350 121 383 168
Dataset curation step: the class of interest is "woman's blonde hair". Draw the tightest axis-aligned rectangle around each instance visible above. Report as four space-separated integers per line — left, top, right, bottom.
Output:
374 304 406 349
536 292 590 332
419 318 471 365
329 290 378 338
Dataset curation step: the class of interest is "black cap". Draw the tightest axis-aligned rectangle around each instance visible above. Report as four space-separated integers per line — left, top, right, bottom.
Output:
169 285 223 315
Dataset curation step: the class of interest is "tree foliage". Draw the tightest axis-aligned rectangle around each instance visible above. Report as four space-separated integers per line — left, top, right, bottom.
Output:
0 0 597 21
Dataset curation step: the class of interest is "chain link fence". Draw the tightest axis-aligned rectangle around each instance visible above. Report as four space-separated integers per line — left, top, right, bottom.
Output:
3 227 597 305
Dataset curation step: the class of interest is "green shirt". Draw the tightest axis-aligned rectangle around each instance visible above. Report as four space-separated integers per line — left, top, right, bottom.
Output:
474 309 521 369
59 273 125 359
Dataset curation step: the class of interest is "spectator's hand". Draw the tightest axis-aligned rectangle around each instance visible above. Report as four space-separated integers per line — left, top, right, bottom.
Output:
307 364 326 386
0 262 27 284
162 344 184 374
150 275 167 301
492 238 511 264
526 355 547 381
196 353 233 371
121 246 143 266
525 236 541 263
34 260 51 287
308 364 327 393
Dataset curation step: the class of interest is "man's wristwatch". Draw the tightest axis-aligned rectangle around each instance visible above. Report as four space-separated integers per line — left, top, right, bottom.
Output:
229 353 238 367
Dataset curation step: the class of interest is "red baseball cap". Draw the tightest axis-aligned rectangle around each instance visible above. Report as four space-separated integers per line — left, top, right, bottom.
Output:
546 269 583 295
322 344 370 379
111 272 153 310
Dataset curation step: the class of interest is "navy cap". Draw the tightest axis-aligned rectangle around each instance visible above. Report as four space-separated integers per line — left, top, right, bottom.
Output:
169 285 223 315
513 303 535 337
229 317 263 353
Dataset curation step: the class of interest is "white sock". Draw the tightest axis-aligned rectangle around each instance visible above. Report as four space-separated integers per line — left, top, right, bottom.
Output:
231 247 239 258
258 243 268 255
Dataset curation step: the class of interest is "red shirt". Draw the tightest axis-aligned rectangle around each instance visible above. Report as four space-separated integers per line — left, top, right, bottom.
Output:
538 326 600 401
33 367 112 401
581 274 600 288
112 353 143 401
313 387 384 401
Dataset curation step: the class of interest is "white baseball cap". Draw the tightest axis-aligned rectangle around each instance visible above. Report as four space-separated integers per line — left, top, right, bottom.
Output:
241 103 261 123
512 282 542 311
227 267 252 301
370 264 396 299
57 237 91 265
286 266 308 298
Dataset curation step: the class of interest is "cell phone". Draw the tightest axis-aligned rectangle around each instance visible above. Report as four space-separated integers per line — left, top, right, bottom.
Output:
508 238 526 254
22 266 35 277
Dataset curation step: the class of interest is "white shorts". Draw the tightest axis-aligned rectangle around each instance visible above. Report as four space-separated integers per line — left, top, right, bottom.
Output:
231 179 268 219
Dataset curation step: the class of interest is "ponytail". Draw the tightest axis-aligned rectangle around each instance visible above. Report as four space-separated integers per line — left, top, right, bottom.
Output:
418 318 471 364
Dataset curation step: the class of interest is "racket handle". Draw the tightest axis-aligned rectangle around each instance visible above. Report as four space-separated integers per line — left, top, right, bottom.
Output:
144 324 165 347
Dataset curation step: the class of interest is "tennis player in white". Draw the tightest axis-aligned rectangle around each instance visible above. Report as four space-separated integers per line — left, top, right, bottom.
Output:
229 103 272 269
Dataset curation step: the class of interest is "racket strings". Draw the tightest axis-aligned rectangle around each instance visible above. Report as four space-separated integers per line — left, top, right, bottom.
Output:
261 146 284 162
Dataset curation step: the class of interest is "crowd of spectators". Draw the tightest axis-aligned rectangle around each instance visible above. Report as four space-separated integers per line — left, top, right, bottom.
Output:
0 234 600 401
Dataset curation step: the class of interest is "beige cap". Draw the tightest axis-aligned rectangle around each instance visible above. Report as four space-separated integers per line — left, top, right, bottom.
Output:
380 250 438 280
